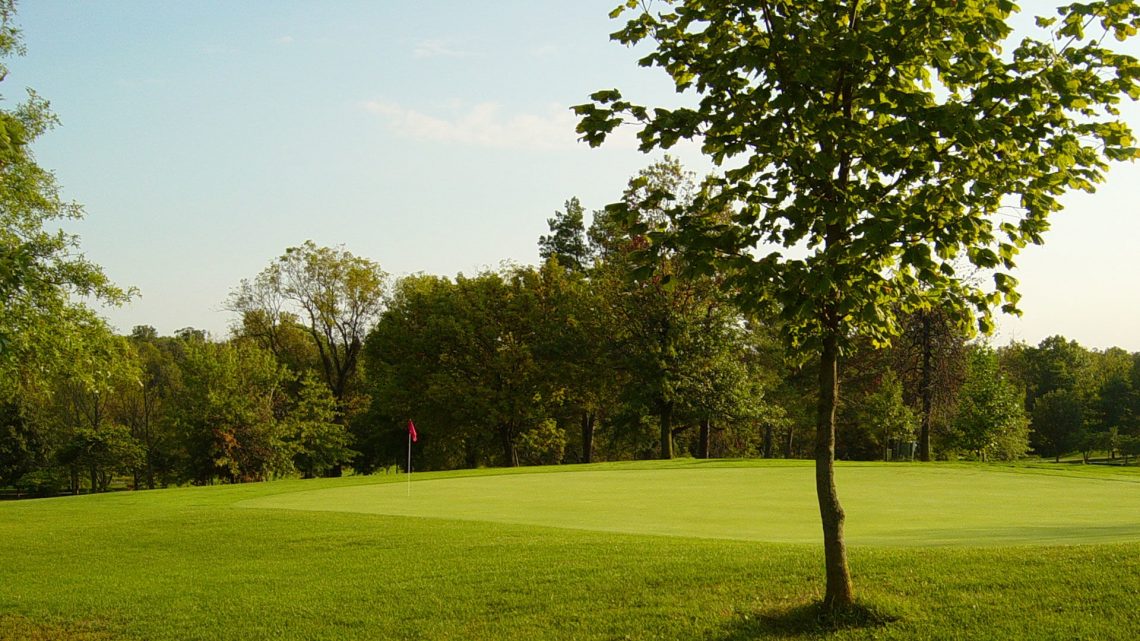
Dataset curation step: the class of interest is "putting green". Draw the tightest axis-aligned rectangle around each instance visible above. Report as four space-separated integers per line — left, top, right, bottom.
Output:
238 462 1140 546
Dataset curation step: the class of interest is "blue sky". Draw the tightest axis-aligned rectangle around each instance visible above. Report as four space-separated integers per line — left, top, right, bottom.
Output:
7 1 1140 351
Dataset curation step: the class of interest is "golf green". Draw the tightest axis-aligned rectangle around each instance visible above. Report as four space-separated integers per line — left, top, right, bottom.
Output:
239 461 1140 546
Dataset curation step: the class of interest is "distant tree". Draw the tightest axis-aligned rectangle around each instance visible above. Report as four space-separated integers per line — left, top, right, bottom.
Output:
284 374 356 478
1023 336 1097 410
893 307 968 461
528 258 621 464
365 269 552 469
1032 389 1087 463
1089 348 1136 442
56 424 144 494
592 158 740 460
0 401 42 491
119 329 183 488
517 419 568 466
952 347 1029 461
39 321 143 493
538 197 591 272
229 242 387 411
842 370 916 461
173 339 291 484
576 0 1140 610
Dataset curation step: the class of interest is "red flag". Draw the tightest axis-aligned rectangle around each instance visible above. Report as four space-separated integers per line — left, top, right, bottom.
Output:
408 419 418 443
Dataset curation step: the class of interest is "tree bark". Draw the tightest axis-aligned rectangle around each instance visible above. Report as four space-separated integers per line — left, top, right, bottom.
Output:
698 418 711 459
816 332 855 610
762 424 774 459
659 401 674 460
499 424 519 467
784 425 794 459
919 311 933 462
581 410 595 464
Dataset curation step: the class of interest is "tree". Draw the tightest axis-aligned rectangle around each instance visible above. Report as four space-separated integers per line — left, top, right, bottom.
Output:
172 338 290 484
951 346 1029 461
119 327 183 489
576 0 1140 610
527 257 621 464
1033 388 1087 462
365 268 552 469
842 370 917 461
0 1 129 402
538 197 591 272
592 158 739 460
893 306 968 461
229 242 387 411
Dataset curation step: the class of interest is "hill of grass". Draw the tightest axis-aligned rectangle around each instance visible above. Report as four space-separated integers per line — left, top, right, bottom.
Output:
1 460 1138 640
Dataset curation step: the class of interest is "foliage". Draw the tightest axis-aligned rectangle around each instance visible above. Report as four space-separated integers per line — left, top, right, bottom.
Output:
364 268 551 469
892 307 969 460
590 158 748 459
284 373 356 478
517 418 568 466
538 197 591 271
0 2 130 403
56 423 145 492
1032 388 1087 461
172 338 291 483
228 241 387 408
951 346 1030 461
840 370 917 461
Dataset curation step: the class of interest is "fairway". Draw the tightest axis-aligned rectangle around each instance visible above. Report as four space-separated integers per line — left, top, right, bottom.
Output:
240 461 1140 546
4 460 1140 641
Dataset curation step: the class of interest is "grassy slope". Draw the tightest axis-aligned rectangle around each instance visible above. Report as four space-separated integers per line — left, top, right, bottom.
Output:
1 461 1138 640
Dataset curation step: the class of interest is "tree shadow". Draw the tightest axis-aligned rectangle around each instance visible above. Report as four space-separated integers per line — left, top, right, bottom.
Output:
715 602 898 640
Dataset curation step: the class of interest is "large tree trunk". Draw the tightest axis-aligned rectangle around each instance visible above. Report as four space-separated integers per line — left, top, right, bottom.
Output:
784 425 794 459
698 418 711 459
919 311 933 462
762 424 774 458
659 401 674 460
816 332 855 610
581 410 595 464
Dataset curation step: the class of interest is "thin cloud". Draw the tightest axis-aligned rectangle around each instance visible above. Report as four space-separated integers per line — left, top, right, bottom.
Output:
276 35 295 45
364 100 588 151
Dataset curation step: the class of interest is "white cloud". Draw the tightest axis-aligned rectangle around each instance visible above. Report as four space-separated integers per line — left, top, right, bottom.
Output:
412 38 469 59
364 100 591 151
276 35 295 45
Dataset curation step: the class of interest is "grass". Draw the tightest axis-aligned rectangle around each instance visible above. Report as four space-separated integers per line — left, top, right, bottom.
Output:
1 459 1139 640
241 459 1140 545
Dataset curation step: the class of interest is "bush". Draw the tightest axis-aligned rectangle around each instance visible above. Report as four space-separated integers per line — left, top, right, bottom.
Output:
14 468 65 498
518 420 567 466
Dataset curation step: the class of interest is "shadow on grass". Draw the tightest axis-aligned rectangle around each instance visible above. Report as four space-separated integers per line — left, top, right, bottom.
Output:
0 614 117 641
716 601 897 640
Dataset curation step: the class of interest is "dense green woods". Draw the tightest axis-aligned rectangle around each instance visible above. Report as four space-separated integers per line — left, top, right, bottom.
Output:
4 161 1140 496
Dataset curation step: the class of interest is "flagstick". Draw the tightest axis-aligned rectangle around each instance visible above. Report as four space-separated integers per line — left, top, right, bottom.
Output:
407 431 412 497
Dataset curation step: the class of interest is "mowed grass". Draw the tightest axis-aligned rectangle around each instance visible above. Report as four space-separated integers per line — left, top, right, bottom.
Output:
0 460 1137 641
241 459 1140 545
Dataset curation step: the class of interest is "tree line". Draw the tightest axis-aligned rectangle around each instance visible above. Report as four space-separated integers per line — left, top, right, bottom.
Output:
4 157 1139 497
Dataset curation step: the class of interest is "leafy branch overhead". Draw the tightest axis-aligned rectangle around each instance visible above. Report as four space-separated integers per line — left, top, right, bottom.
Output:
575 0 1140 348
